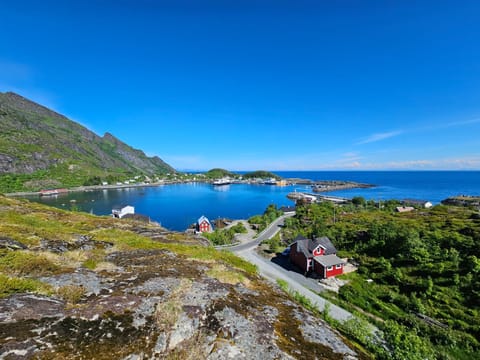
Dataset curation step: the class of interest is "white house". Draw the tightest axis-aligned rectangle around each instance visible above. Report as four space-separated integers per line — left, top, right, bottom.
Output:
112 205 135 219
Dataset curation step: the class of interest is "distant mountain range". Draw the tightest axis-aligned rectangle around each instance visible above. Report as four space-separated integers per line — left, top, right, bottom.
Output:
0 92 175 192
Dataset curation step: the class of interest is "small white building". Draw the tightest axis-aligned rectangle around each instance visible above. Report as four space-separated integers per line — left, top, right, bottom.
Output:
112 205 135 219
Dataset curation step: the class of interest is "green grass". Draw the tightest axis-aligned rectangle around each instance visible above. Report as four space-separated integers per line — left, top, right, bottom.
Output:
0 273 52 298
0 250 59 276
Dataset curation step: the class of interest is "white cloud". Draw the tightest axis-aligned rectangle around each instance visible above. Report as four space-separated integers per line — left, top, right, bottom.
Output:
356 130 403 145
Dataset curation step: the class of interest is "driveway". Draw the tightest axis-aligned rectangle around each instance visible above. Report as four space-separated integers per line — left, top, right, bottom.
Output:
223 213 355 323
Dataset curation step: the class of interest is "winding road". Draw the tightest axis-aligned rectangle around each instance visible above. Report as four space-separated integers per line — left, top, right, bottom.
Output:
223 214 354 323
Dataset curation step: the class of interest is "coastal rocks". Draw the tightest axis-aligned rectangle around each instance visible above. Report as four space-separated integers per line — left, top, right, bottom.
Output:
0 236 27 251
0 294 64 322
0 249 359 359
37 235 113 253
294 309 358 359
40 269 107 297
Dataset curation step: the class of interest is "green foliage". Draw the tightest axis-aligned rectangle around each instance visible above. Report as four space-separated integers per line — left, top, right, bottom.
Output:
204 168 237 179
248 204 283 232
351 196 366 206
0 92 175 193
338 317 381 355
382 320 436 360
262 233 284 253
0 273 52 298
281 201 480 357
83 176 102 186
203 222 246 246
0 250 59 276
242 170 281 180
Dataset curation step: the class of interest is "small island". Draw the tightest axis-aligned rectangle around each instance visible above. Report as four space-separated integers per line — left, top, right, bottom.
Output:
311 180 375 193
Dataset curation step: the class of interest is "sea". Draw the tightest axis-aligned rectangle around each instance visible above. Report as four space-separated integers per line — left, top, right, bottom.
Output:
25 171 480 231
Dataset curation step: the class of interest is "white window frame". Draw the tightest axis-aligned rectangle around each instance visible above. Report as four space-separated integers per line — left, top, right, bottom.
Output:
335 264 342 269
327 265 333 271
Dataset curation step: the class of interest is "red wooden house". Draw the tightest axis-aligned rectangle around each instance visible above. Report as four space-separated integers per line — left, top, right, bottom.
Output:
289 235 345 278
196 215 212 233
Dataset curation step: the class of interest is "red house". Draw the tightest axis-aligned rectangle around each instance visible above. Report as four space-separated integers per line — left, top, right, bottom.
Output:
289 235 345 278
196 215 212 233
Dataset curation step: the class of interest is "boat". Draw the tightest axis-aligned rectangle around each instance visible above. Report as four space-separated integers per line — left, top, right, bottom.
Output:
39 188 69 196
263 178 278 185
212 178 231 186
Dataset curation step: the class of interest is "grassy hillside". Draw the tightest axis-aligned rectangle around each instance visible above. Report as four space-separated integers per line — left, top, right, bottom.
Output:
243 170 281 180
0 195 359 359
0 92 175 192
280 200 480 359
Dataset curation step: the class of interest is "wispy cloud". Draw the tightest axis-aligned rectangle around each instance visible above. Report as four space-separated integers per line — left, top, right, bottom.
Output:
356 130 403 145
441 118 480 128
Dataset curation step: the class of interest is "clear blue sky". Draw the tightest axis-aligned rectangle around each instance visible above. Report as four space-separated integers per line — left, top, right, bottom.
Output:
1 0 479 171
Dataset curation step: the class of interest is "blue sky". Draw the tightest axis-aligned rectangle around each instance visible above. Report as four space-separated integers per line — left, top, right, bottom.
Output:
1 0 479 171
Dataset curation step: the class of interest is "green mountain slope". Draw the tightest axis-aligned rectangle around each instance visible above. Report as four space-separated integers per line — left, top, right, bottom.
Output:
0 92 175 192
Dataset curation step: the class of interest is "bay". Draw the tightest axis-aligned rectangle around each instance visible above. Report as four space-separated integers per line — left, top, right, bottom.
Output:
25 171 480 231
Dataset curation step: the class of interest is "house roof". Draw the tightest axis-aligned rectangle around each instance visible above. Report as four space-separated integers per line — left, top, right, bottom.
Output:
295 239 310 258
280 206 296 213
112 204 132 211
313 254 345 267
197 215 211 225
312 236 337 255
396 206 415 213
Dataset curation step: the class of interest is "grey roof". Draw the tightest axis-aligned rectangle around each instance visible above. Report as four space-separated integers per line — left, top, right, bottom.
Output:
312 236 337 255
112 204 131 211
295 239 310 258
313 254 345 267
197 215 211 225
280 206 296 213
291 235 338 258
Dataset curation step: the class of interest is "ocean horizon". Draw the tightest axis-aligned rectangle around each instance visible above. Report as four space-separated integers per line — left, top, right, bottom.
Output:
26 170 480 231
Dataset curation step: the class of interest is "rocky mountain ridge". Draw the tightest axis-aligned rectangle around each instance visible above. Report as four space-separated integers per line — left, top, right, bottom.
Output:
0 92 174 190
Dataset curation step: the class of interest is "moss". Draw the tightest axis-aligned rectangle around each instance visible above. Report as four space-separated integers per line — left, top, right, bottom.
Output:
56 284 86 304
206 264 249 286
0 273 53 298
36 311 156 359
0 249 60 276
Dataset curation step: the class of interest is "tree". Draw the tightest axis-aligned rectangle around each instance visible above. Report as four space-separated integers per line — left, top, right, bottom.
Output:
352 196 366 207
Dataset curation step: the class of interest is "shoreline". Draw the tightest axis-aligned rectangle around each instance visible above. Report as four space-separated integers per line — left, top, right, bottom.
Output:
5 178 375 198
4 180 191 198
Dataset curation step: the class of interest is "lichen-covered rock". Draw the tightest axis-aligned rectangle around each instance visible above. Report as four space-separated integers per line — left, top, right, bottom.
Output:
0 249 360 359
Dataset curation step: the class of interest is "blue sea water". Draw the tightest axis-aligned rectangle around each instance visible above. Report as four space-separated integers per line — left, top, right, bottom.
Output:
27 171 480 231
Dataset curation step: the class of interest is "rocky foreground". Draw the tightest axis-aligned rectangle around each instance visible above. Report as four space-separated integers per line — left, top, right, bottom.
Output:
0 196 361 359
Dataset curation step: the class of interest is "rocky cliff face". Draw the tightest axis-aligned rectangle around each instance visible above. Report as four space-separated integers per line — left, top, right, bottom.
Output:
0 196 360 359
0 92 175 177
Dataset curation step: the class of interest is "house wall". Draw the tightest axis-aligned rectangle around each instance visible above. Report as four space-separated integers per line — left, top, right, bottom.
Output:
314 263 343 279
289 243 308 272
120 206 135 218
199 221 210 232
312 246 325 257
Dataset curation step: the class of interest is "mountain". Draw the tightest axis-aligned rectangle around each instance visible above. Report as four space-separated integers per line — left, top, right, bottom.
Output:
0 92 175 192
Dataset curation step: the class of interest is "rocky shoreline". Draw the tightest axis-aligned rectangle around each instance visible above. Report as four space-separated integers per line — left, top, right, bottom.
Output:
311 181 375 193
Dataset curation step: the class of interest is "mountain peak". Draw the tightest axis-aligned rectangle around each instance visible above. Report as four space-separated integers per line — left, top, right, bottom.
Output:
0 92 175 192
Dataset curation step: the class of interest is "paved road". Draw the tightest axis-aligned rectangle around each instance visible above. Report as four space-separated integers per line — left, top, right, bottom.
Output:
224 213 355 323
226 214 294 252
239 250 353 322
